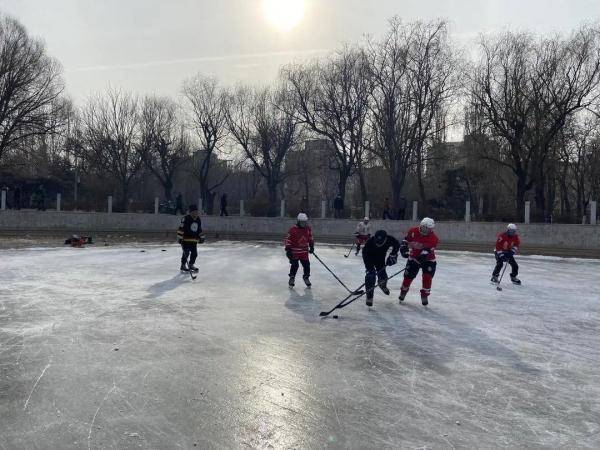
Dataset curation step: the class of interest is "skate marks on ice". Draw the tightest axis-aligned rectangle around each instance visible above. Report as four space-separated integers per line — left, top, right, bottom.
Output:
1 243 600 447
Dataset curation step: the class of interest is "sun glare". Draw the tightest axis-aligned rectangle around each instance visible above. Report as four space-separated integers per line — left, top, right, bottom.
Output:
262 0 306 32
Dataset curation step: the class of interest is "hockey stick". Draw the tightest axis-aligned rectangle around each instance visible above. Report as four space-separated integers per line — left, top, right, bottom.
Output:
343 243 355 258
312 252 364 295
495 262 507 291
319 267 406 317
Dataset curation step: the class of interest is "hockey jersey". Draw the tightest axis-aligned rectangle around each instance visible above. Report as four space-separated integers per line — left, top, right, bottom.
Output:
404 226 439 261
495 232 520 254
284 225 314 261
177 215 202 243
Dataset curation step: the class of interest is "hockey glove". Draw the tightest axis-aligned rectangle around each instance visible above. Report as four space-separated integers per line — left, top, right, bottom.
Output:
199 235 206 244
309 245 315 254
386 253 398 266
286 248 294 261
400 241 409 259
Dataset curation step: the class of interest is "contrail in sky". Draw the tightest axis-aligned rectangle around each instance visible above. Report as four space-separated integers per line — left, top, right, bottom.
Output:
67 48 331 72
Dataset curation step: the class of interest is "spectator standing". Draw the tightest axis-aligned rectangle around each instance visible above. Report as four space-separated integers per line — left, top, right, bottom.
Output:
333 194 344 219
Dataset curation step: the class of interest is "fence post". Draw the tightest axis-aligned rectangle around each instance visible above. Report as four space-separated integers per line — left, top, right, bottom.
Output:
280 199 285 218
108 196 113 214
1 190 6 211
412 201 418 221
240 200 245 217
591 201 597 225
198 198 203 214
321 200 326 219
478 198 484 216
465 200 470 222
364 201 370 219
56 193 61 212
524 201 530 224
154 197 159 214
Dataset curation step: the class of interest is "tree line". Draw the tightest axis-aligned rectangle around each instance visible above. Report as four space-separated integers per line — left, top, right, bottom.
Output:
1 12 600 221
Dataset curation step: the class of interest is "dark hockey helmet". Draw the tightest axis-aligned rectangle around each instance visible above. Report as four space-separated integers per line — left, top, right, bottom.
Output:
374 230 387 247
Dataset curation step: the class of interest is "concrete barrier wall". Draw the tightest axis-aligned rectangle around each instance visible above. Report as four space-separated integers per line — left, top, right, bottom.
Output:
1 210 599 253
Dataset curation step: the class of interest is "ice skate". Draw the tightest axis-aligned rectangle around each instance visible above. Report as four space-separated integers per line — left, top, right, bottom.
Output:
303 276 311 287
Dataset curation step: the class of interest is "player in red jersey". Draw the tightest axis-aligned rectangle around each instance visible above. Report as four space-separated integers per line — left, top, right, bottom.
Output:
398 217 439 306
491 223 521 285
353 217 371 255
284 213 315 288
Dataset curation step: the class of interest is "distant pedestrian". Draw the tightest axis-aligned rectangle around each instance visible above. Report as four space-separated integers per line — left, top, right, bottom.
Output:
34 184 46 211
383 197 393 220
333 194 344 219
299 196 309 214
175 192 184 215
397 196 407 220
220 193 228 216
13 186 21 210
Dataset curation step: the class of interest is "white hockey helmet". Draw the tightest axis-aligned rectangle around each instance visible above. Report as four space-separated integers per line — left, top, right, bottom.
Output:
420 217 435 229
297 213 309 222
507 223 517 235
419 217 435 234
363 216 370 222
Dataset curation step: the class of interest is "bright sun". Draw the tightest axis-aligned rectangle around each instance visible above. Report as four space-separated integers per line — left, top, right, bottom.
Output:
262 0 306 32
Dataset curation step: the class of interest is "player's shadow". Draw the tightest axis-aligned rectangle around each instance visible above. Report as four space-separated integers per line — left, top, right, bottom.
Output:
146 274 187 299
284 288 320 322
370 302 539 376
366 302 452 375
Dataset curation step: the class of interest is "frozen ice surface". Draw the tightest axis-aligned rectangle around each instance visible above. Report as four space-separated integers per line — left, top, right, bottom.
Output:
1 241 600 448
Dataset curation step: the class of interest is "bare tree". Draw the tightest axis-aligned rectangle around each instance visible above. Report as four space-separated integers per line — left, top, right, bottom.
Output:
283 46 372 205
367 18 459 214
469 27 600 219
559 114 600 220
182 75 230 214
226 85 301 216
82 89 143 211
0 15 65 167
138 96 189 201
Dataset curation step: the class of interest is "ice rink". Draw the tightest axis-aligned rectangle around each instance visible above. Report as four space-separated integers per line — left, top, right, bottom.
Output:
1 241 600 448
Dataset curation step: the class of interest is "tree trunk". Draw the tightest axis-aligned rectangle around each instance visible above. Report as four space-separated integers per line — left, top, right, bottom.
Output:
515 174 527 222
357 166 368 205
337 172 349 215
267 183 278 217
121 182 130 212
534 179 546 221
200 185 215 215
417 167 427 216
559 177 571 220
163 180 173 202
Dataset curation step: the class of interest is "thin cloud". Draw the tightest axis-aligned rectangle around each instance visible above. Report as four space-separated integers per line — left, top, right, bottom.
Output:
67 48 331 72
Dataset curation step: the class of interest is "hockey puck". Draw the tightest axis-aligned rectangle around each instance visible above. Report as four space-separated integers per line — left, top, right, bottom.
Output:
332 315 339 319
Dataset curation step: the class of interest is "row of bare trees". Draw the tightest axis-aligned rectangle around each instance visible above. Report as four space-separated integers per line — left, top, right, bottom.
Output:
2 10 600 220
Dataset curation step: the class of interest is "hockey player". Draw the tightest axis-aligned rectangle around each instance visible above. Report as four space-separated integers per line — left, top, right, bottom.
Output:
285 213 315 287
354 217 371 255
491 223 521 285
399 217 439 306
362 230 400 307
177 204 203 273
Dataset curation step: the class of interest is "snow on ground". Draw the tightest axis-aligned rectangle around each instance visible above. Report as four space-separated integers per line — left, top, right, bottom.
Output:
1 241 600 449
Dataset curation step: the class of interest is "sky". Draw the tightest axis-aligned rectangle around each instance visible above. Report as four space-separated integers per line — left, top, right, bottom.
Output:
2 0 600 104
